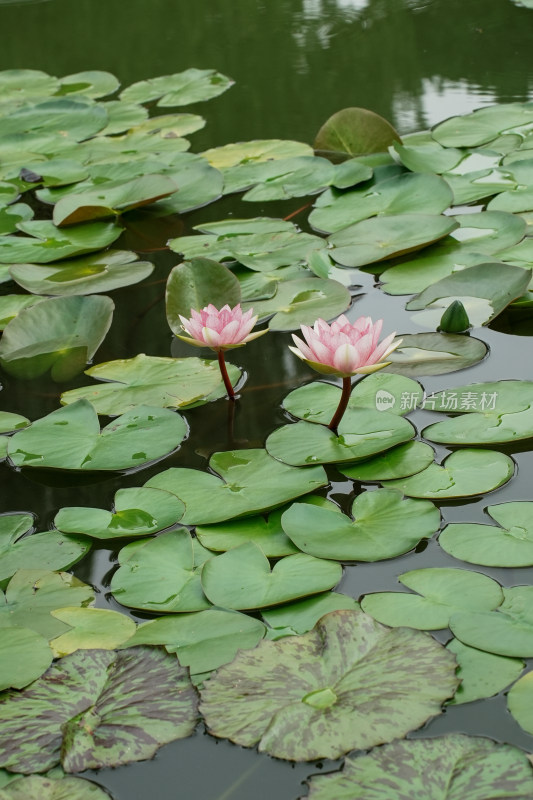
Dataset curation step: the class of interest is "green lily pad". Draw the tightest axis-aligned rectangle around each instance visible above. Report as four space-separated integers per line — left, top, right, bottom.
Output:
1 97 108 141
309 172 452 234
20 158 89 187
201 140 313 169
0 203 33 235
0 628 52 692
314 107 401 156
444 167 518 205
392 140 464 173
244 277 351 331
261 592 360 639
0 220 122 264
432 102 533 147
0 647 198 773
440 502 533 567
236 264 308 301
54 486 184 541
0 569 94 639
0 774 114 799
265 411 414 466
151 155 223 213
447 639 524 705
383 449 514 498
145 449 328 525
450 586 533 657
0 412 29 433
0 69 59 101
60 355 241 415
201 542 342 610
165 258 241 334
304 734 533 799
199 609 457 761
0 295 45 330
120 68 233 106
50 608 136 657
7 400 187 471
508 671 533 735
0 182 19 205
361 567 503 629
281 489 439 561
339 441 435 482
58 70 119 98
328 214 458 268
110 529 212 613
9 250 153 296
382 333 488 376
222 155 333 197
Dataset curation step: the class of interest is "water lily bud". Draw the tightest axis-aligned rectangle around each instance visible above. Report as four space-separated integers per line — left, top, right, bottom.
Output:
438 301 470 333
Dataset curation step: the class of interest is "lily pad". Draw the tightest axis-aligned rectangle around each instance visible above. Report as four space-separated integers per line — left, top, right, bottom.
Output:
201 140 313 169
7 400 187 471
9 250 154 296
58 70 119 98
0 220 122 264
1 98 108 141
261 592 360 639
0 295 113 381
0 203 33 235
110 529 212 613
60 355 241 415
145 449 328 525
0 628 53 692
0 647 198 773
340 441 435 482
0 774 114 799
450 586 533 657
0 69 59 101
508 671 533 735
120 68 234 107
222 155 334 197
383 333 488 376
447 639 524 705
314 107 401 156
200 542 342 610
0 295 45 329
281 489 439 561
50 608 136 657
392 140 464 173
304 734 533 799
199 609 457 761
0 412 28 433
432 103 533 148
165 258 241 334
244 277 351 331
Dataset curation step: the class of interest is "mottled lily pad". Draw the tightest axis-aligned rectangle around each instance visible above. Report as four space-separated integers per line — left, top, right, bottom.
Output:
0 774 114 799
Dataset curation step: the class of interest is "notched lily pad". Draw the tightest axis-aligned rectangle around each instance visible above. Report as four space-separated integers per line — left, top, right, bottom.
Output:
383 333 488 376
447 639 524 705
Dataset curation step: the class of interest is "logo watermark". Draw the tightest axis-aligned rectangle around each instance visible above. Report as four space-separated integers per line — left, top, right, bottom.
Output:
375 389 396 411
375 390 498 412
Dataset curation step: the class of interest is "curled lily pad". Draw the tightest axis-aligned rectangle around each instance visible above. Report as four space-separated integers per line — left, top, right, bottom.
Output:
54 486 183 541
199 609 458 761
361 567 503 629
7 400 187 471
145 449 328 525
383 449 514 499
60 355 241 415
304 734 533 799
340 441 435 482
508 671 533 735
49 608 136 657
0 628 53 692
261 592 360 639
447 639 524 705
383 333 488 376
165 258 241 334
0 295 113 381
0 220 122 264
200 542 342 610
0 647 198 773
0 774 114 799
244 277 351 331
314 107 401 156
281 489 439 561
120 68 234 107
450 586 533 657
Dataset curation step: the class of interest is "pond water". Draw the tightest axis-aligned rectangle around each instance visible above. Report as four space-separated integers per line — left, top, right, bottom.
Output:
1 1 533 798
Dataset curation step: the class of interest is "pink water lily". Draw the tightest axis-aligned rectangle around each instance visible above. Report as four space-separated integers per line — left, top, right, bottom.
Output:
178 303 267 399
289 315 401 432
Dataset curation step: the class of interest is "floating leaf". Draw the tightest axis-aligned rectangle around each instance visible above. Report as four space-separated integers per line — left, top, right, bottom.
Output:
222 155 333 198
0 774 114 799
450 586 533 657
145 449 328 525
447 639 524 705
58 70 119 98
392 140 464 173
244 277 351 331
0 647 198 773
165 258 241 334
201 140 313 169
0 203 33 235
1 98 108 141
0 295 45 329
0 628 52 692
120 68 234 107
314 107 401 156
7 400 187 471
383 333 488 376
261 592 360 638
361 567 503 629
432 103 533 147
50 608 136 657
0 69 59 101
340 441 435 482
199 609 457 761
508 671 533 735
281 489 439 561
0 221 122 264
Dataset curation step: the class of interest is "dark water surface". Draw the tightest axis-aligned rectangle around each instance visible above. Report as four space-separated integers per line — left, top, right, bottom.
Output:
2 1 533 798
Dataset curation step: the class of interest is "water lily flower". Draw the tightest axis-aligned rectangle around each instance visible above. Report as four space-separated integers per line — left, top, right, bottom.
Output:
289 315 401 433
178 303 266 399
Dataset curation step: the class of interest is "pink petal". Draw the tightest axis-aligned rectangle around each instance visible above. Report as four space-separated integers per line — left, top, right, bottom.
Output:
333 343 359 374
202 327 222 348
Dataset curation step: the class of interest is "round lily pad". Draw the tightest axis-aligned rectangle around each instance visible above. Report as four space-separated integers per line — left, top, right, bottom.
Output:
195 505 302 557
314 107 401 156
201 139 313 169
261 592 360 639
507 671 533 735
339 441 435 482
382 333 488 377
0 774 114 799
447 639 524 705
245 277 351 331
0 628 53 692
199 609 458 761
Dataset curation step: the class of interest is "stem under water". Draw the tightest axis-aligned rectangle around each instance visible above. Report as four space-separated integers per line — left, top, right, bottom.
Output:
218 350 236 400
328 376 352 434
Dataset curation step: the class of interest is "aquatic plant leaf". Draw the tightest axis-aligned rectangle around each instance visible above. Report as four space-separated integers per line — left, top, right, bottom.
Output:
54 486 184 540
166 258 241 334
282 489 439 561
261 592 359 639
0 295 113 381
245 277 351 331
440 502 533 567
124 608 266 674
0 295 45 329
242 156 335 201
60 355 240 414
382 333 488 376
508 672 533 735
0 203 33 235
127 113 206 138
0 98 108 141
0 647 198 773
201 542 342 610
328 214 458 267
304 734 533 799
0 628 52 692
450 586 533 657
110 529 212 613
200 609 457 761
266 411 414 466
0 569 94 639
0 182 18 205
7 400 187 471
145 449 328 525
314 107 401 156
383 449 514 498
447 639 524 705
0 69 59 101
120 68 233 106
50 608 136 657
201 140 313 169
340 441 435 482
309 172 452 234
152 156 223 213
0 220 122 264
58 70 119 99
392 140 464 173
432 102 533 147
9 250 153 296
0 774 113 799
361 567 503 629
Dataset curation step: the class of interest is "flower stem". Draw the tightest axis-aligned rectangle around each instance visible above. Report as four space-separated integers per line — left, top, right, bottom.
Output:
218 350 236 400
328 377 352 434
